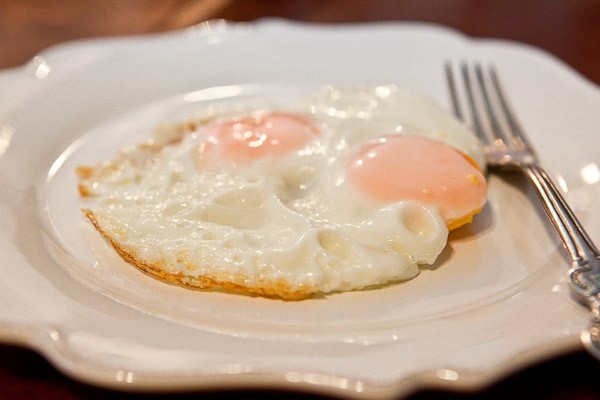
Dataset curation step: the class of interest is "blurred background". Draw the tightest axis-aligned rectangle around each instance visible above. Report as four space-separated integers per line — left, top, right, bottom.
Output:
1 0 599 85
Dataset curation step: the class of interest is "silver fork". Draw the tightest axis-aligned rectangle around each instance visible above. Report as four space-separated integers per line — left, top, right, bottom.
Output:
445 62 600 360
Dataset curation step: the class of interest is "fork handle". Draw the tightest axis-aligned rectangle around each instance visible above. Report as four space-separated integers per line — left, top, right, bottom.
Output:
525 164 599 261
524 162 600 299
524 162 600 358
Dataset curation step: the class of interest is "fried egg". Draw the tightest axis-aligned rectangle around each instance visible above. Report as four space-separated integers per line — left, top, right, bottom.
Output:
77 85 487 300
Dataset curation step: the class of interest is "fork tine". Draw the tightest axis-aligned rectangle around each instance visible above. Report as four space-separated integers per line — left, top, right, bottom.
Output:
447 62 498 149
444 63 464 121
446 62 538 159
444 62 491 148
459 63 493 148
472 63 513 149
487 66 537 156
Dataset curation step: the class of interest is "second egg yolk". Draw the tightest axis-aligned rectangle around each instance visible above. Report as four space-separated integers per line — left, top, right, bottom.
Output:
346 135 487 230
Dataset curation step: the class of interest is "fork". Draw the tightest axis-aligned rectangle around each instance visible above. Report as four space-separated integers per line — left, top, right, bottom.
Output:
445 62 600 360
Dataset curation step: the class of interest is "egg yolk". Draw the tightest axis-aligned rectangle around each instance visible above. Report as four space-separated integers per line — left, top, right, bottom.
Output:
204 112 318 163
346 135 487 230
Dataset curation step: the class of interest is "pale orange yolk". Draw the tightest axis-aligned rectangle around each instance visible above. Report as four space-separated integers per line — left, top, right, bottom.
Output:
346 135 487 230
204 112 318 163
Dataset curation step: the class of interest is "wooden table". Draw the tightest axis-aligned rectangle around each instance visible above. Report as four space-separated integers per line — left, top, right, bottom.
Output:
1 1 600 399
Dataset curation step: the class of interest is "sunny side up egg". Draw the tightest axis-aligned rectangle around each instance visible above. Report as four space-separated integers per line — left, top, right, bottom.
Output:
77 85 487 300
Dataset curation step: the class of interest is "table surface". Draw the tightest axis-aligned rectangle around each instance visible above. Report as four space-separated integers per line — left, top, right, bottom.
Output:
1 1 600 399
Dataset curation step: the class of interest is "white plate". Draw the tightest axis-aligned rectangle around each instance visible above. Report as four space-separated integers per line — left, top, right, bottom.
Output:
1 19 599 399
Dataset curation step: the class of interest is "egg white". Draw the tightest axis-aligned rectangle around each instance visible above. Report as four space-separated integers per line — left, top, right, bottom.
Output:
78 85 483 299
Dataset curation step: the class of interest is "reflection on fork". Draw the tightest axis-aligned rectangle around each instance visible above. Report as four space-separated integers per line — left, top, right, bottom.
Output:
445 62 600 360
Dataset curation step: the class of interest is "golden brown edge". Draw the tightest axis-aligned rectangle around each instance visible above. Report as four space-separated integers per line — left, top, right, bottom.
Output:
82 209 318 301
